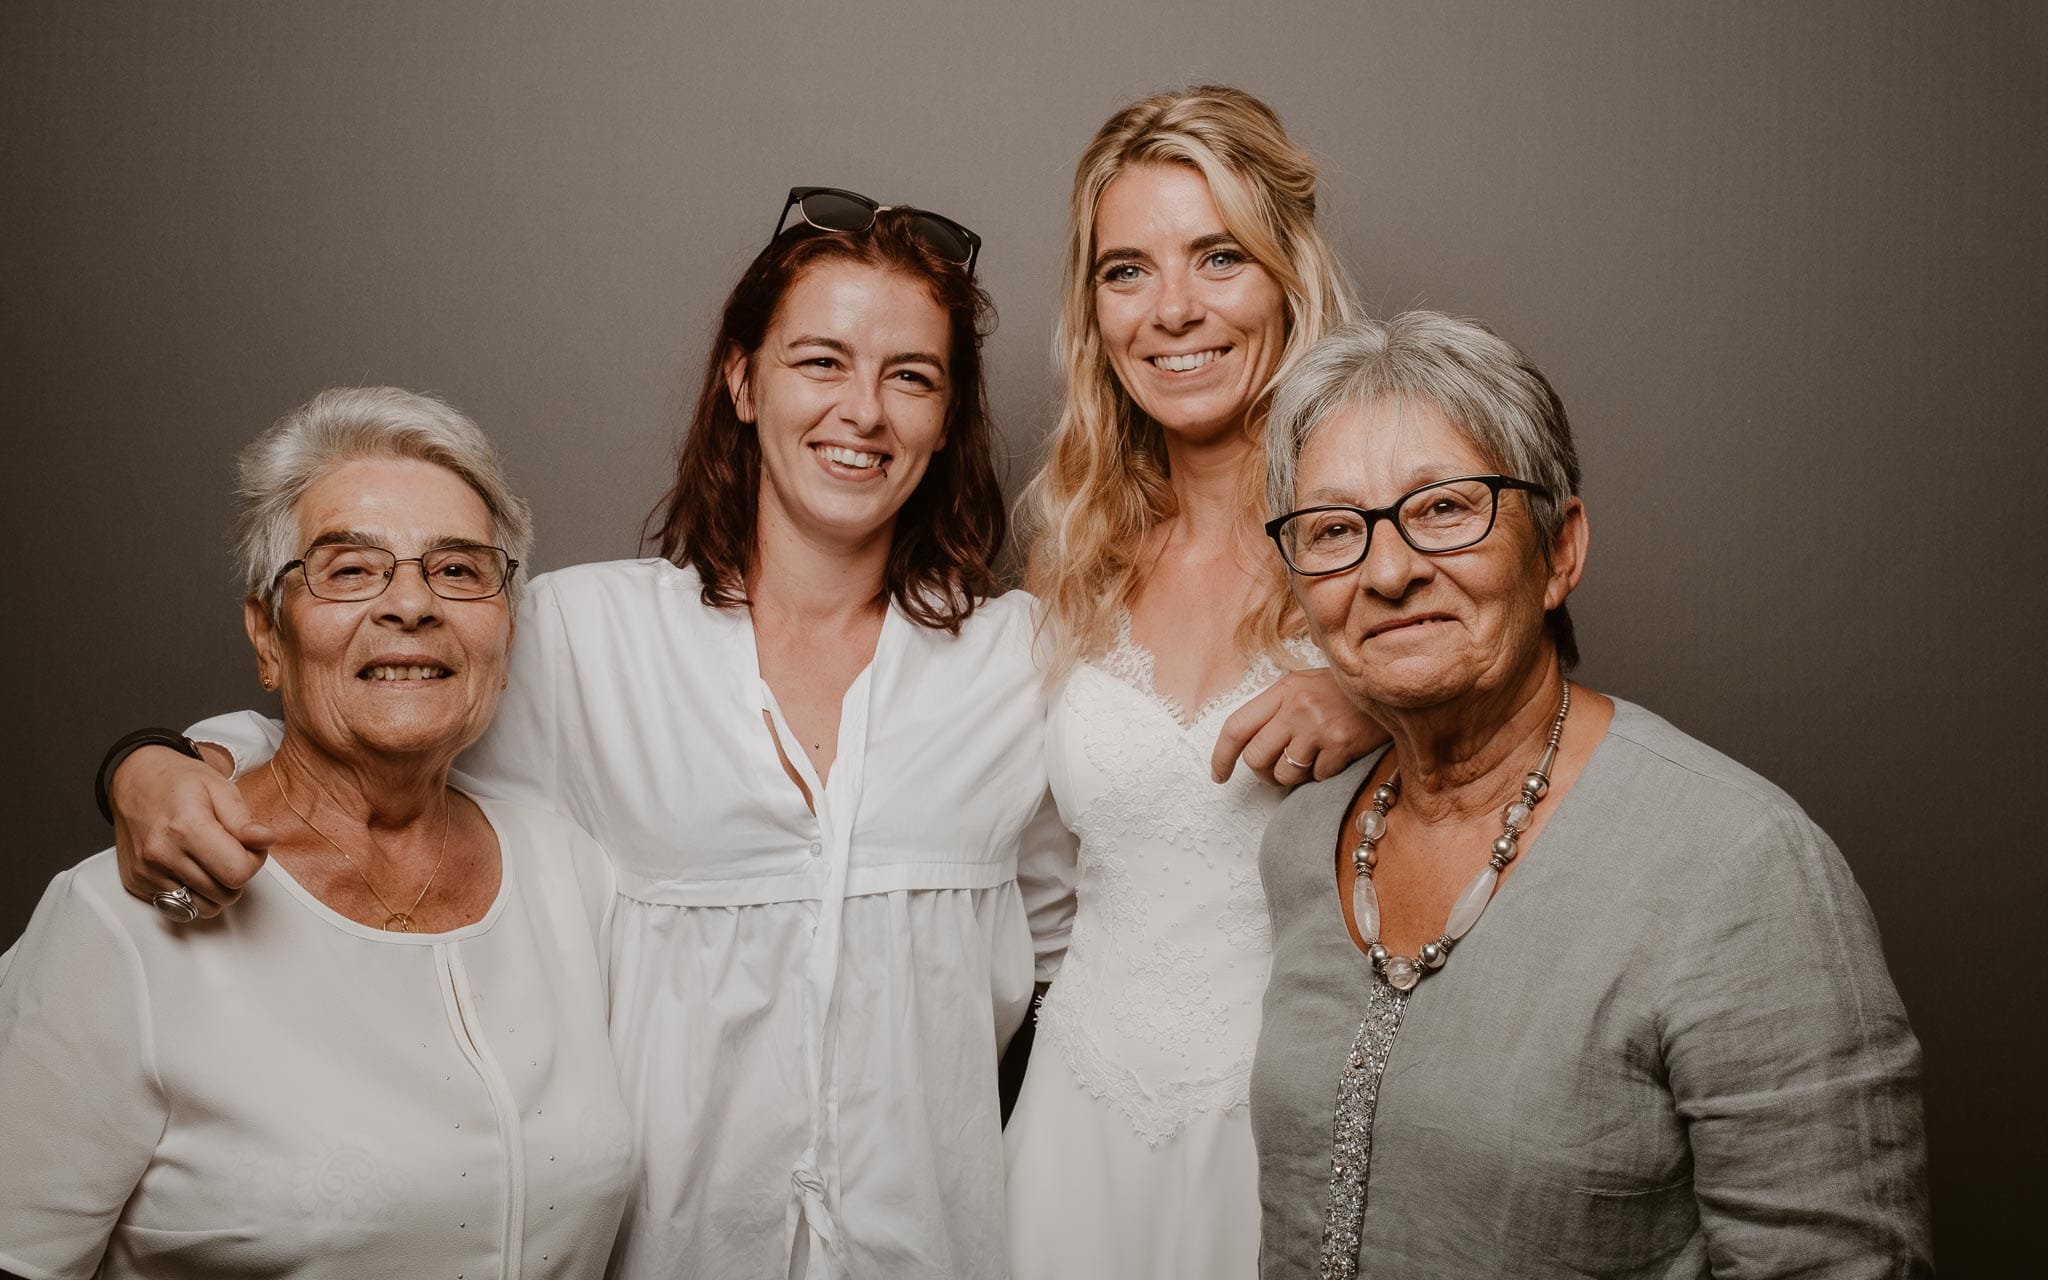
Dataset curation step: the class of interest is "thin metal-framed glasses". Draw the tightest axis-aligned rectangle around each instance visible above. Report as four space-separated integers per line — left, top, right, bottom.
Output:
275 543 518 602
1265 474 1548 577
773 186 982 274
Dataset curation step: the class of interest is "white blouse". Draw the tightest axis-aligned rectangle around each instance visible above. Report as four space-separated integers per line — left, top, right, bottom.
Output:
185 559 1073 1280
0 798 635 1280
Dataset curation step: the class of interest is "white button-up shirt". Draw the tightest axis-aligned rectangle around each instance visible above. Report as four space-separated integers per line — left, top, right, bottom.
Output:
193 559 1073 1279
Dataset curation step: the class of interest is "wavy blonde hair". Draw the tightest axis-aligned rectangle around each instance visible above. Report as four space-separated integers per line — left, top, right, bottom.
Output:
1023 85 1358 680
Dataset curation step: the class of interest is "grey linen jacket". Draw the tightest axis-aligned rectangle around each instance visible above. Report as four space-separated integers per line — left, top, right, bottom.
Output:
1251 699 1931 1279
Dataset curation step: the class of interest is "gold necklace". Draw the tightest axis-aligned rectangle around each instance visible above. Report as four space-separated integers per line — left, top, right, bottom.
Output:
268 758 451 932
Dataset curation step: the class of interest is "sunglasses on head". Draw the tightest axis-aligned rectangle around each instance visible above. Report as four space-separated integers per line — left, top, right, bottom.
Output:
773 186 982 274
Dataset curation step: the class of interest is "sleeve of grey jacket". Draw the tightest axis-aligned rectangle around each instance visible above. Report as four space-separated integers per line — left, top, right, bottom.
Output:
1659 804 1933 1277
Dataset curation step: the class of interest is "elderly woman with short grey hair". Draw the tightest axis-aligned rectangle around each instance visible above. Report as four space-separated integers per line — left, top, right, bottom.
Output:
0 387 634 1279
1249 314 1931 1278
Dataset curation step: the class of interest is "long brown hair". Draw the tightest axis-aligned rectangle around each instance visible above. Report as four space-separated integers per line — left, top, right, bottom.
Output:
645 212 1004 632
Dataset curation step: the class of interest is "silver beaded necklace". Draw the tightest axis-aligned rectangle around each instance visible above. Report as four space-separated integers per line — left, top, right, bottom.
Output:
1351 678 1571 991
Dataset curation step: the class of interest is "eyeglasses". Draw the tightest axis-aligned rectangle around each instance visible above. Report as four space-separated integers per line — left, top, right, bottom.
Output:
773 186 982 273
1265 474 1548 577
276 543 517 602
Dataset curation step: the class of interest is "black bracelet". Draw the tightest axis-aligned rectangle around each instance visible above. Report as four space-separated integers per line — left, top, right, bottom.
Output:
95 728 203 825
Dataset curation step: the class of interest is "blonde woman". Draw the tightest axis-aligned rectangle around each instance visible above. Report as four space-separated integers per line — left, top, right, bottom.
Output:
1005 86 1378 1278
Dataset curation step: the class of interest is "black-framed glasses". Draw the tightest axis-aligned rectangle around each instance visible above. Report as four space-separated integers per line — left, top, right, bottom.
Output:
276 543 517 602
773 186 982 273
1265 474 1548 577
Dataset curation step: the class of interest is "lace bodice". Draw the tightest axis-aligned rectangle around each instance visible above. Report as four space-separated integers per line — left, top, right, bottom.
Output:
1036 615 1295 1144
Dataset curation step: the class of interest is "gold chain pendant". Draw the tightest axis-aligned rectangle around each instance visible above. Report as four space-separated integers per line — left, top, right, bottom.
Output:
384 913 417 932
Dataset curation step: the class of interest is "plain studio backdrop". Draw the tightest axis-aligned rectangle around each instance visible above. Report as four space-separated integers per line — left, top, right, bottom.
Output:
4 1 2042 1269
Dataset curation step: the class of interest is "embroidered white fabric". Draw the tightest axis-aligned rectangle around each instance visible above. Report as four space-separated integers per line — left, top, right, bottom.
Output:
1033 612 1293 1142
1006 614 1320 1278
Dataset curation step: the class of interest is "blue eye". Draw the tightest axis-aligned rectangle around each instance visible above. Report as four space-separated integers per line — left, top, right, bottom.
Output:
1099 262 1143 285
1203 249 1247 271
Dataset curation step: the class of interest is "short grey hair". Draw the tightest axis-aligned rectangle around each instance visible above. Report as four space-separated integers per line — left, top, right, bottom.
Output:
1265 312 1584 665
235 387 535 614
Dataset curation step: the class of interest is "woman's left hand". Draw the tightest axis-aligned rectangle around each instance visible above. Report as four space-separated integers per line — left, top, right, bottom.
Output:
1211 667 1387 786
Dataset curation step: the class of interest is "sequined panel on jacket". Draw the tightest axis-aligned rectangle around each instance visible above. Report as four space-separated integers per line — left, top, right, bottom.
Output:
1320 979 1408 1280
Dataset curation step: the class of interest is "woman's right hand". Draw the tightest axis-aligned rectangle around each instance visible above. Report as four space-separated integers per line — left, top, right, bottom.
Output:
111 745 275 918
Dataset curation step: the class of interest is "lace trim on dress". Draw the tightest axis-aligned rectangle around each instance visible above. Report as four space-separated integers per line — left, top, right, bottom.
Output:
1320 979 1409 1280
1035 998 1256 1147
1034 717 1267 1143
1095 608 1280 730
1036 615 1290 1143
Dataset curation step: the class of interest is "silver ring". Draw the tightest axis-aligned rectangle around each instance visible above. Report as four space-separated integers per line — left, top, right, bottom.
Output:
151 884 198 924
1281 751 1311 772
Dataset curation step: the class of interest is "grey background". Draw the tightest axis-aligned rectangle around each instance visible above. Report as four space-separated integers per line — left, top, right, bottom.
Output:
4 1 2042 1268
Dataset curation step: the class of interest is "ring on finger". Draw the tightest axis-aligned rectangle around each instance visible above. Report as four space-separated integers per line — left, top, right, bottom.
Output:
1281 751 1311 772
151 884 199 925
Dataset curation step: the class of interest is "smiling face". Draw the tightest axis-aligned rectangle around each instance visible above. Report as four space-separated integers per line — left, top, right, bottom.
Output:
1091 162 1289 446
1288 396 1585 713
725 259 952 557
248 456 514 769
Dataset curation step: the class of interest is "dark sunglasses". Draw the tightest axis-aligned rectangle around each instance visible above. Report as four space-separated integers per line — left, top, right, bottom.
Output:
773 186 981 273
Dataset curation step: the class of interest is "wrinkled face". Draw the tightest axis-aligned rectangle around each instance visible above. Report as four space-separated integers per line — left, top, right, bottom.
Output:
249 457 514 766
1287 397 1581 711
727 260 952 555
1091 162 1289 445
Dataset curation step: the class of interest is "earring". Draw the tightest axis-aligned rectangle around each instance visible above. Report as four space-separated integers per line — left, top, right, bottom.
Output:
259 672 277 691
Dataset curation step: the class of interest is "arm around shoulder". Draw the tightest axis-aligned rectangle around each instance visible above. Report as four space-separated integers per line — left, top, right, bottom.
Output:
450 569 569 811
108 710 283 916
182 710 286 774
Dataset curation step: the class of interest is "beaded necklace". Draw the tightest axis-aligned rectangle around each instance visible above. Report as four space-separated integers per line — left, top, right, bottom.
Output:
1350 678 1570 990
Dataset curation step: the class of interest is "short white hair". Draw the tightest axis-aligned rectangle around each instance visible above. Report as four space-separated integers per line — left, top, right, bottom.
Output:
1265 312 1584 665
1265 312 1580 527
235 387 534 614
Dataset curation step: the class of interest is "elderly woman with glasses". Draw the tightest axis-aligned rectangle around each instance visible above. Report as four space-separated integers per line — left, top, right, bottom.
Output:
96 197 1067 1279
1249 313 1931 1278
0 388 634 1279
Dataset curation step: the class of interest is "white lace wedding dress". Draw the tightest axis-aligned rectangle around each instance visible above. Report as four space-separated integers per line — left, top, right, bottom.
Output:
1005 615 1295 1278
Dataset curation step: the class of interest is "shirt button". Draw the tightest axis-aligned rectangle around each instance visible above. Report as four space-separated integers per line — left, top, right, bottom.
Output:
808 841 823 857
